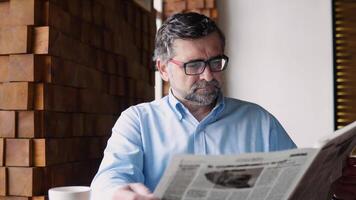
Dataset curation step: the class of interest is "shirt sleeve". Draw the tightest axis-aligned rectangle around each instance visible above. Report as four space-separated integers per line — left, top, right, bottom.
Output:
269 115 297 151
90 107 145 200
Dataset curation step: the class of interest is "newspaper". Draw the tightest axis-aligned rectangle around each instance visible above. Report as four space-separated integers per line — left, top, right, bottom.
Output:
154 121 356 200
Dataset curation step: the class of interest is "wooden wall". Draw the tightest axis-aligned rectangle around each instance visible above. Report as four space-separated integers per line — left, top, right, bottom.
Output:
0 0 156 198
333 0 356 129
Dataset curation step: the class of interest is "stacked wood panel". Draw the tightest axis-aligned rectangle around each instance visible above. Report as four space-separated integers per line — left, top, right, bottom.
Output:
0 0 155 198
163 0 217 21
333 0 356 129
162 0 218 95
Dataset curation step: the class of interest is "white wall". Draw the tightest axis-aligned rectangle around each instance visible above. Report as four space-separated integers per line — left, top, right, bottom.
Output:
154 0 163 99
217 0 334 147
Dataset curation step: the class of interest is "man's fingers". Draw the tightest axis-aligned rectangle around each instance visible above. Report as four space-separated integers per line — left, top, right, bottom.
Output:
113 188 137 199
113 186 158 200
129 183 152 195
144 193 160 200
113 183 159 200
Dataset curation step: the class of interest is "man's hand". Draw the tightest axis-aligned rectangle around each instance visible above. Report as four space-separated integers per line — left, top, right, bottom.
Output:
112 183 160 200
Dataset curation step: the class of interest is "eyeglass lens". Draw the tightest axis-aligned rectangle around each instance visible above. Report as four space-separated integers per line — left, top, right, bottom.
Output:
185 57 227 75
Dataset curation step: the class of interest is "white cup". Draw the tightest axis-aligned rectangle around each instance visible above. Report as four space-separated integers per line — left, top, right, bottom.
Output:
48 186 91 200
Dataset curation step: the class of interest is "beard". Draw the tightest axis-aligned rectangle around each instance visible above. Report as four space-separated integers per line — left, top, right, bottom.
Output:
184 79 221 106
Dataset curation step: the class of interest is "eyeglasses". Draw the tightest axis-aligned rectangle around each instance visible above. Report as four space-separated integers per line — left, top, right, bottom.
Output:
168 55 229 75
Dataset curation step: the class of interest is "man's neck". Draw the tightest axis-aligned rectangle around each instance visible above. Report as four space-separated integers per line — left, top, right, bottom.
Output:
178 98 216 122
184 102 215 121
171 90 218 121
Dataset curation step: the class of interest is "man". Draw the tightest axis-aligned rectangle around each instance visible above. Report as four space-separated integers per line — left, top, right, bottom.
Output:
91 12 297 200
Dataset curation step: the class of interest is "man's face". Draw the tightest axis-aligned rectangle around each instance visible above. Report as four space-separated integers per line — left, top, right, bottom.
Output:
160 32 224 106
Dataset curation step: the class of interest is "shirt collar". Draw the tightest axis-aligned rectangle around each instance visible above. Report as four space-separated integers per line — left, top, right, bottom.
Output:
168 89 185 120
167 89 225 121
212 91 225 117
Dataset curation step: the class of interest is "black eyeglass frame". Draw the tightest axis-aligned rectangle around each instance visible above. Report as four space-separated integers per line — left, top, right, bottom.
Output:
169 54 229 75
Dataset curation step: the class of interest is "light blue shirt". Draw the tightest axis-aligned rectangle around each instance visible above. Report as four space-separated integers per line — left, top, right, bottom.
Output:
90 92 296 199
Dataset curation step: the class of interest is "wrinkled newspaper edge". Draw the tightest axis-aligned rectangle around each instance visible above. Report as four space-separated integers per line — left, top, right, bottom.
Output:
154 121 356 200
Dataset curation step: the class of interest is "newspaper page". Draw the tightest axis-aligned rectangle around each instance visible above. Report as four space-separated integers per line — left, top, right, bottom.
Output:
154 121 356 200
154 148 318 200
288 121 356 200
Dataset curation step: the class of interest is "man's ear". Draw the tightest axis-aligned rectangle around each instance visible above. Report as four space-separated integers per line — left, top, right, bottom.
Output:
156 59 169 82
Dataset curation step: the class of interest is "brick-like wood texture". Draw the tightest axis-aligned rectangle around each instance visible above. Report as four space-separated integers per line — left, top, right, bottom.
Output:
8 167 44 196
0 111 16 138
0 82 34 110
0 26 32 55
5 139 32 166
0 56 9 82
8 54 44 82
0 167 6 196
0 0 155 198
0 139 4 166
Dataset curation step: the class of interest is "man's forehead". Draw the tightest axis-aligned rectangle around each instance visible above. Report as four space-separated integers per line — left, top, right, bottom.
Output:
171 33 223 60
172 32 221 46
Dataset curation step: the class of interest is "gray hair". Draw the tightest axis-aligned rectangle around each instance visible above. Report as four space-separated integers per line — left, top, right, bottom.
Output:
153 12 225 63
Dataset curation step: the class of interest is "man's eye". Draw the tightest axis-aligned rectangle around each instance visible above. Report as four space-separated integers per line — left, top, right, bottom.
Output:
187 62 204 68
210 59 222 67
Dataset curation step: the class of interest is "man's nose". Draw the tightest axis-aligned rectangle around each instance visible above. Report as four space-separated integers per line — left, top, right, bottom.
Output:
200 65 214 81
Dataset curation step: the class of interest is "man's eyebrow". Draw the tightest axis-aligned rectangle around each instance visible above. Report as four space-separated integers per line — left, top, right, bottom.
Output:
185 58 205 63
185 55 223 63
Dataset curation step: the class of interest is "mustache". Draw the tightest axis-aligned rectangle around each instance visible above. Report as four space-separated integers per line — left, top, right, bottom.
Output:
191 79 220 91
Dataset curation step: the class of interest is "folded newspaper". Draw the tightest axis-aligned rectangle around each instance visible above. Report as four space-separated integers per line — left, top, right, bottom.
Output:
154 121 356 200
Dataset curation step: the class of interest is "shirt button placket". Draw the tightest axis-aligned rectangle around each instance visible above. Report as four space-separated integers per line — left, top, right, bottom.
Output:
201 130 206 155
194 126 206 155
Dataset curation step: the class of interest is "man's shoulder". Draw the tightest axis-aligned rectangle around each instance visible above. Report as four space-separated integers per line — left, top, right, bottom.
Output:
222 97 273 119
224 97 265 111
122 96 170 115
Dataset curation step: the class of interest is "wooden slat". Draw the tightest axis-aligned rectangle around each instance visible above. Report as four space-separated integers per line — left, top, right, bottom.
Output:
42 112 72 138
0 1 9 26
32 196 47 200
164 0 186 12
50 57 109 92
0 26 31 55
34 83 79 112
72 113 84 137
17 111 43 138
7 167 44 196
92 2 104 27
71 162 91 185
84 114 115 136
0 111 16 138
0 56 9 82
0 167 6 196
205 0 215 8
0 196 47 200
32 26 97 69
79 89 120 114
32 26 49 54
16 111 88 139
81 0 93 23
9 0 41 25
8 54 44 82
66 0 81 17
9 55 108 92
32 137 104 166
5 139 32 167
0 82 34 110
33 139 45 167
47 163 72 187
33 138 77 167
0 139 4 166
334 0 356 129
